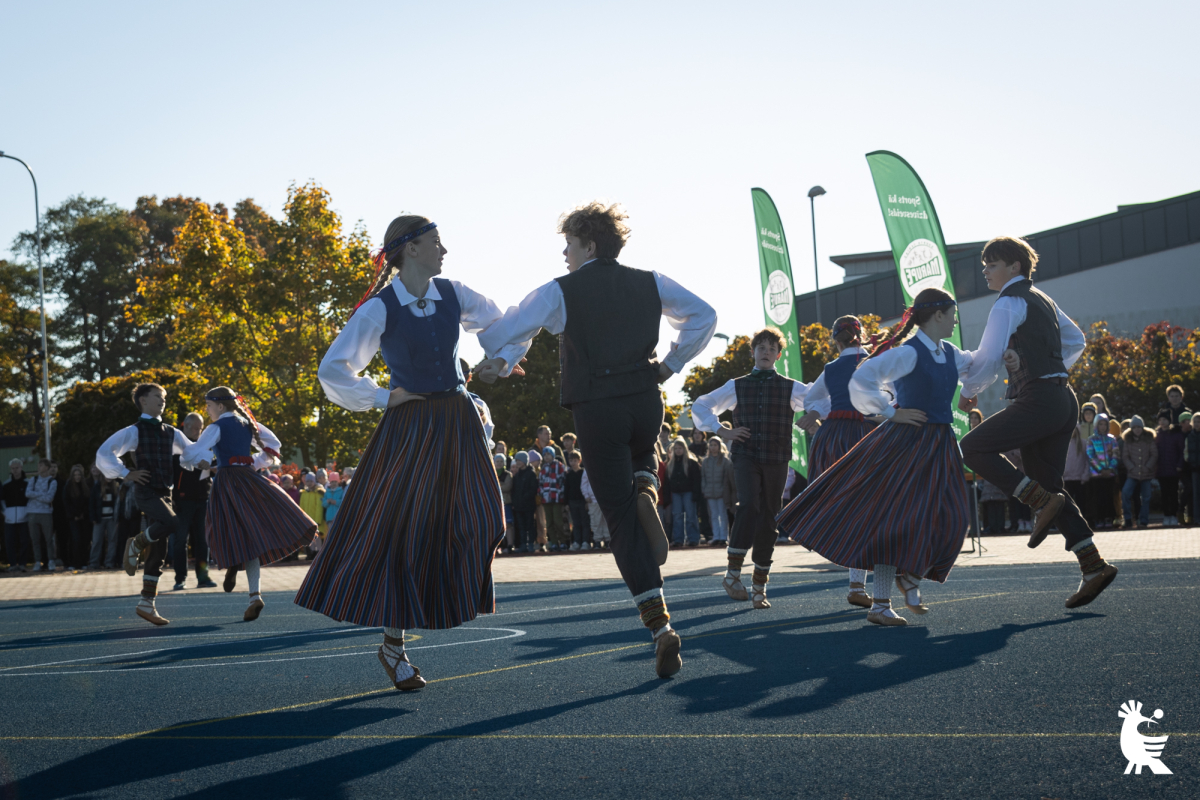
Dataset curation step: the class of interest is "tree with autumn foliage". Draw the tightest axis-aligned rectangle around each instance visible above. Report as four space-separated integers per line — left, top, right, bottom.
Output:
132 183 381 467
1070 321 1200 420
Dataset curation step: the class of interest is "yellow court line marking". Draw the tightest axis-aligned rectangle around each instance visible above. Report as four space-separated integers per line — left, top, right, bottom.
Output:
1 732 1195 742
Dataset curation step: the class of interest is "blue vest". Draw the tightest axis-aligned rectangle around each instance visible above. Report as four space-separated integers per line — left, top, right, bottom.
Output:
213 416 254 468
894 339 959 425
378 277 464 394
824 353 865 413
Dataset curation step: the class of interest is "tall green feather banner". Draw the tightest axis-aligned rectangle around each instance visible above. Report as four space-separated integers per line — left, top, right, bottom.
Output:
751 187 808 477
864 151 970 440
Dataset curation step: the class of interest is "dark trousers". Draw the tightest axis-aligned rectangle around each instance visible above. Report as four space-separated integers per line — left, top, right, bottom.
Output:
4 523 30 567
568 500 592 546
514 509 537 550
571 390 663 597
729 456 788 568
68 518 90 569
134 485 176 580
173 498 210 583
961 382 1092 550
1088 476 1116 523
1160 476 1179 517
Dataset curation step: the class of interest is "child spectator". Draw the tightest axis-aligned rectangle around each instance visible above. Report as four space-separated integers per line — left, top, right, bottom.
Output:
1160 384 1192 425
281 474 301 504
700 436 735 547
1180 412 1194 526
1085 413 1119 529
665 438 703 549
564 451 591 551
24 458 59 572
1155 411 1184 526
494 454 515 552
64 464 91 570
538 446 569 551
510 452 539 553
322 472 345 531
1120 415 1157 528
299 473 326 553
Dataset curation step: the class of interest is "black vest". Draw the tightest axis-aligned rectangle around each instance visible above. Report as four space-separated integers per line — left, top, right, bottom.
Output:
135 419 176 491
999 279 1066 400
731 373 797 464
555 259 662 408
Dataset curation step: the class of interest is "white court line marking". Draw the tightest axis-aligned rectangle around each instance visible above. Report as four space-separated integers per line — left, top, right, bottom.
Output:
0 628 526 677
0 628 366 652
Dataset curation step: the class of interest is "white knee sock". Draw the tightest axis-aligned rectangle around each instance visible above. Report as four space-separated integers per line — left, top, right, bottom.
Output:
245 558 261 595
849 568 868 590
381 628 414 679
872 564 896 603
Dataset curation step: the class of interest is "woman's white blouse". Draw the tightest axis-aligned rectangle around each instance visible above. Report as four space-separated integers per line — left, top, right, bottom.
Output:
319 279 523 412
181 412 283 469
849 331 975 418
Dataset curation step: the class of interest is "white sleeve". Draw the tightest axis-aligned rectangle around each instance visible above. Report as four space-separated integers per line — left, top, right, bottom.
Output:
476 280 567 378
1057 306 1086 370
319 298 391 412
790 380 813 412
470 393 496 449
581 471 597 503
254 423 283 455
656 273 718 375
804 372 829 419
172 427 195 456
691 380 738 432
850 348 918 418
95 426 139 480
961 296 1024 398
948 342 976 381
452 281 530 380
181 424 220 470
252 452 277 470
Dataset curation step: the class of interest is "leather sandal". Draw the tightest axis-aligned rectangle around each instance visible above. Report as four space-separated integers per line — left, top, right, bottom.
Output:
1028 493 1066 548
637 487 670 566
847 581 872 609
895 573 929 615
654 629 682 678
135 600 169 626
1065 563 1118 608
243 592 265 622
750 584 770 609
723 575 749 601
379 635 426 690
866 599 907 627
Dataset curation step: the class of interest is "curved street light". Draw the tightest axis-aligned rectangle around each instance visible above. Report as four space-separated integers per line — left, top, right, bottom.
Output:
807 185 826 325
1 151 52 459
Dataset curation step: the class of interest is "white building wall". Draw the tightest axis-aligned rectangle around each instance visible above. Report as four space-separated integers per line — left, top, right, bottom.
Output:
958 241 1200 415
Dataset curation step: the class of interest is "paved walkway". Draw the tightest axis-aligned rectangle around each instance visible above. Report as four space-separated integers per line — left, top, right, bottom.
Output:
1 528 1195 601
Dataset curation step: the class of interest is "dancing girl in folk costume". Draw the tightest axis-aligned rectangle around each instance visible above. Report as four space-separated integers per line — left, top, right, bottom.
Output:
95 383 196 626
793 316 884 609
181 388 317 622
959 236 1117 607
295 215 519 691
777 288 978 626
478 202 716 678
691 327 823 610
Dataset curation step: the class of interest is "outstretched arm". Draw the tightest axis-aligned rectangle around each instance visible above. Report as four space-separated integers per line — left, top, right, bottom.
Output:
656 273 717 377
476 279 566 381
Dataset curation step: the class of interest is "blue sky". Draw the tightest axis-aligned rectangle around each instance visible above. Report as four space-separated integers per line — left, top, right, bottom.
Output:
3 1 1197 400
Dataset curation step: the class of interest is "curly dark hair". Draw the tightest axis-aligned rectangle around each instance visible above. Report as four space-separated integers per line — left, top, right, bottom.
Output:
982 236 1039 278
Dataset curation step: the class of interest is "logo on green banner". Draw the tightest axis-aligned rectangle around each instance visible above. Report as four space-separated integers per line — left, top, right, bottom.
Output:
899 238 947 296
763 269 794 326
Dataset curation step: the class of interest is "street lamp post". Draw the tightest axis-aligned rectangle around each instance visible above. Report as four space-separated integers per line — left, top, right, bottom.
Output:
807 185 826 326
1 151 52 459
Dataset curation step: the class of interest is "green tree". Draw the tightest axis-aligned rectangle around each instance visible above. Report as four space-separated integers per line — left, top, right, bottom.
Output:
48 367 210 472
133 183 380 467
1070 321 1200 421
0 259 63 435
469 330 574 451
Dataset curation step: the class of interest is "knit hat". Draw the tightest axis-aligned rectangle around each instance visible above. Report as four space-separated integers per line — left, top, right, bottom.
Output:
527 450 542 463
1131 415 1144 428
542 446 556 458
343 467 355 479
1081 401 1097 417
493 453 507 467
513 451 529 465
1181 412 1193 423
303 473 317 484
327 471 340 483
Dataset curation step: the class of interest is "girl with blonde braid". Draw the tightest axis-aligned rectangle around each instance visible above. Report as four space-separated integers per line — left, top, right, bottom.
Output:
182 388 317 621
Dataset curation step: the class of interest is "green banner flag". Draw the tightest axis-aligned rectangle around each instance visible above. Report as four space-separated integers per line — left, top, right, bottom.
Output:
751 187 808 477
865 150 969 439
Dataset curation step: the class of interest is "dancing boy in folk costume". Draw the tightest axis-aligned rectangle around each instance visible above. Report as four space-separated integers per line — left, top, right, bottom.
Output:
777 289 976 626
959 236 1117 607
296 215 519 691
691 327 823 610
182 388 317 621
478 202 717 678
793 316 883 609
95 383 196 626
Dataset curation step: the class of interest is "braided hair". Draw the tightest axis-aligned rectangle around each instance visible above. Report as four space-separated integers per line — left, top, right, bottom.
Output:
204 387 276 459
867 288 956 360
351 214 433 317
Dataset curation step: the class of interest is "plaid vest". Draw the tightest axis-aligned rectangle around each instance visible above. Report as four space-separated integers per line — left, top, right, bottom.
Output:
731 372 796 464
1000 280 1066 400
135 419 176 491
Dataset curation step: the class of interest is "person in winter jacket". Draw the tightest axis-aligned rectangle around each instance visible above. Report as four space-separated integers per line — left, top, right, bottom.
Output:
700 437 736 546
1154 411 1184 526
1121 415 1157 528
1086 413 1120 528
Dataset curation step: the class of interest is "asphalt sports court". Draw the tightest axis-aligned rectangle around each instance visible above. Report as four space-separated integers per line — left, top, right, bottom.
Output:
1 559 1195 799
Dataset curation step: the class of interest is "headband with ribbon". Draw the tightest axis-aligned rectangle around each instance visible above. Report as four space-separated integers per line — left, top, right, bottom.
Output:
354 222 439 313
205 392 279 459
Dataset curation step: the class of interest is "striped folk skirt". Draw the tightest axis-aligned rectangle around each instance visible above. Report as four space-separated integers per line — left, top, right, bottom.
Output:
293 392 504 630
808 416 877 479
778 422 968 583
206 467 318 567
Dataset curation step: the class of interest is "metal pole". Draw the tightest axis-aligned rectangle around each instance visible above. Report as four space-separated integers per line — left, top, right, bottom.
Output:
809 196 822 325
1 152 52 459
